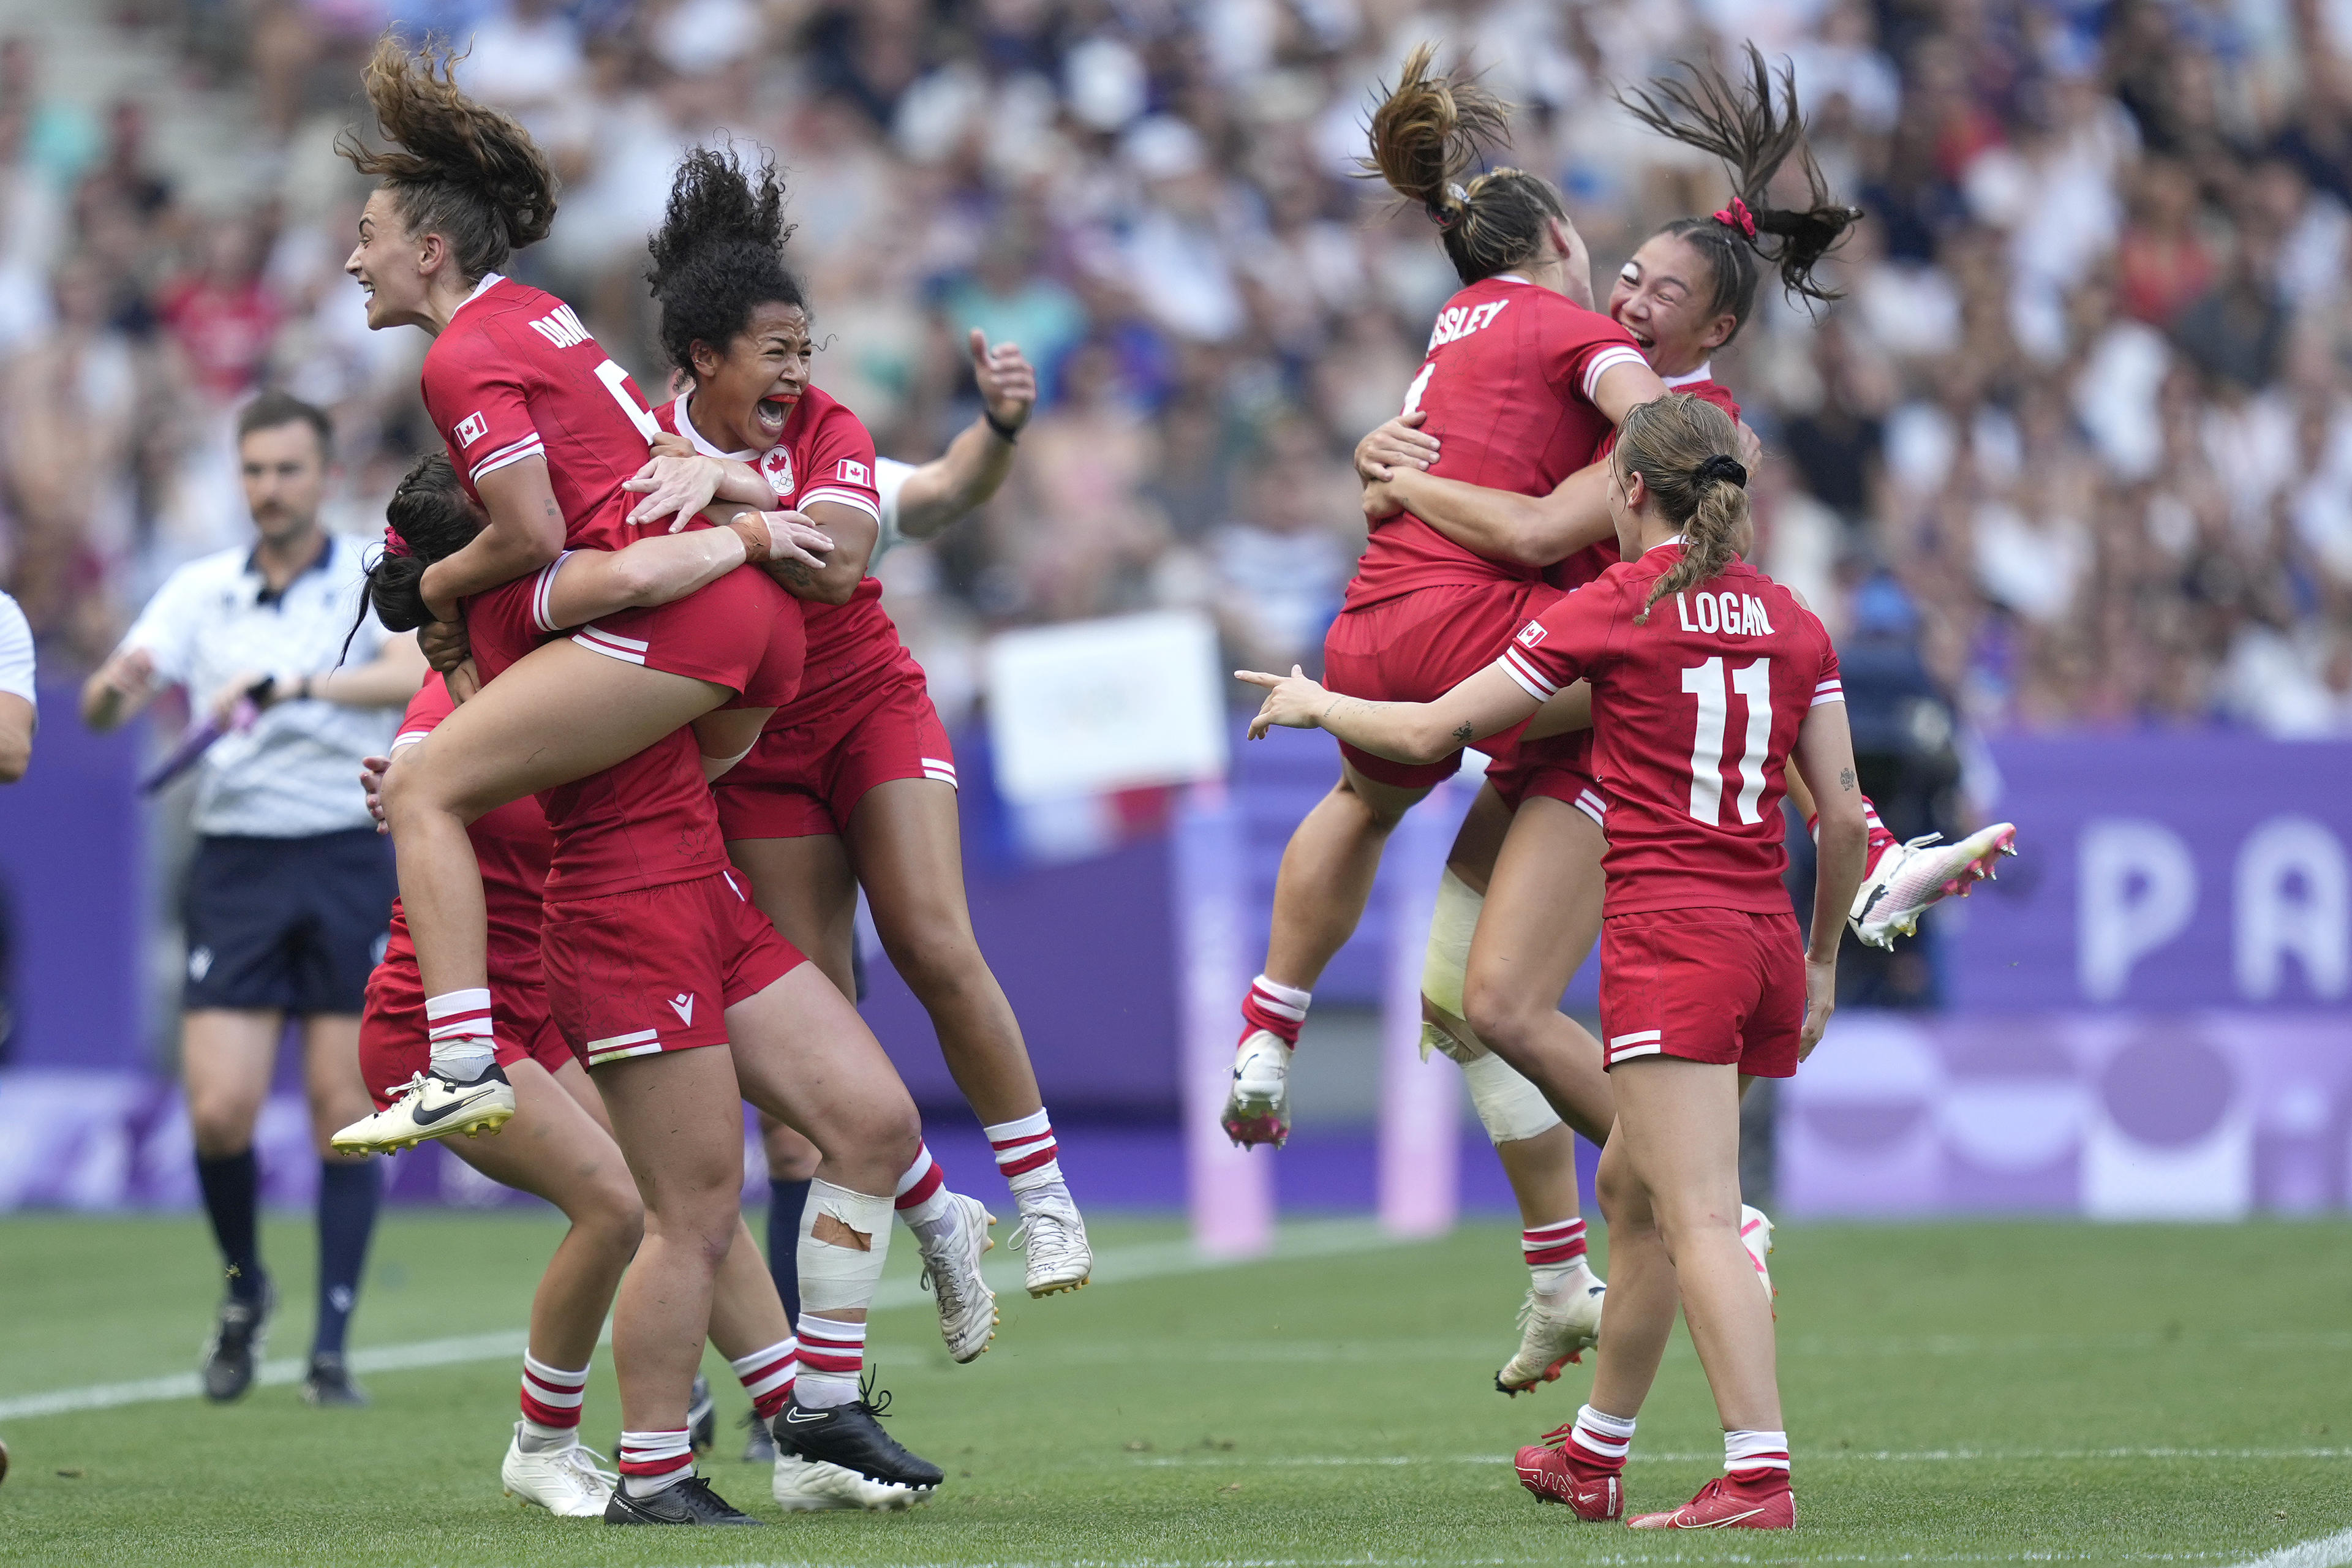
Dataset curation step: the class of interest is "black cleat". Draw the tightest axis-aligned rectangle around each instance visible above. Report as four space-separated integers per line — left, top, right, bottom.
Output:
739 1408 776 1464
200 1283 274 1403
301 1353 369 1407
603 1474 760 1525
770 1376 943 1510
688 1374 715 1453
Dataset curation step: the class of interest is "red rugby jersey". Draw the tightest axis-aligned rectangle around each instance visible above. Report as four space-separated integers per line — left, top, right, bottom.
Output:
466 560 728 902
1495 543 1841 915
383 674 555 983
1547 369 1745 594
656 387 908 699
1343 276 1646 613
421 274 664 552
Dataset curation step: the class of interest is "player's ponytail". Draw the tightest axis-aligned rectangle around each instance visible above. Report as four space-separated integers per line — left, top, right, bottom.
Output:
350 453 482 654
646 143 806 379
336 32 558 281
1616 393 1751 623
1363 43 1568 287
1615 45 1861 313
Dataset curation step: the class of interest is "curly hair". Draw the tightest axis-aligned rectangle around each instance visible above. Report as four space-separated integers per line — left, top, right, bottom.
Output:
1614 394 1752 623
334 32 557 281
1362 43 1569 287
646 143 805 377
1615 44 1863 322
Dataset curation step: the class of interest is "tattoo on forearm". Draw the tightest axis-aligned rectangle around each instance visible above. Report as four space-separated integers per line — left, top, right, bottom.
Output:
1452 721 1474 742
1839 768 1856 791
775 560 813 588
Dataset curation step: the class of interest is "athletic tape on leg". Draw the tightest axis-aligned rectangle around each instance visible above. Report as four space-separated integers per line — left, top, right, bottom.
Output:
1420 869 1491 1063
796 1178 893 1315
1461 1052 1562 1145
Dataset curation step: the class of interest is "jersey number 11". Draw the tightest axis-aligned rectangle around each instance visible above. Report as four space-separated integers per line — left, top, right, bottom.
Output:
1681 656 1773 826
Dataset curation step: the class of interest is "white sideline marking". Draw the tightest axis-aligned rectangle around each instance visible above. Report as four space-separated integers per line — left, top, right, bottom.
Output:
2228 1526 2352 1568
0 1220 1398 1422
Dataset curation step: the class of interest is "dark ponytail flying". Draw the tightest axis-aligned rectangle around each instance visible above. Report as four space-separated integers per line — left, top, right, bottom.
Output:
1615 44 1862 330
646 143 806 378
1362 43 1570 287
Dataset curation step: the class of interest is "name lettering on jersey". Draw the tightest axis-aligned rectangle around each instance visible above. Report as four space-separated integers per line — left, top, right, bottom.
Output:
836 458 870 487
1515 620 1548 649
1425 298 1511 353
1675 590 1776 638
454 411 489 448
527 302 592 350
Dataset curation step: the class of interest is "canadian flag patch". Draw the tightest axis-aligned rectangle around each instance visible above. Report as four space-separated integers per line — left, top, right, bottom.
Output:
1515 621 1548 649
454 411 489 448
836 458 870 486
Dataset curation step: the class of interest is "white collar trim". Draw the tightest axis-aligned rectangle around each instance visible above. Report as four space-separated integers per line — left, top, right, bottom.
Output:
1642 533 1687 557
1493 272 1533 286
1662 363 1714 388
674 393 755 462
452 271 505 320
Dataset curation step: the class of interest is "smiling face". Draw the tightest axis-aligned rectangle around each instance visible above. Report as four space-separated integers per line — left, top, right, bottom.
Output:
344 189 434 331
688 301 813 453
1608 232 1738 379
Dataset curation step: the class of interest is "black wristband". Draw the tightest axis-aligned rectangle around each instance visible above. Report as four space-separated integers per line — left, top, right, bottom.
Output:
983 408 1022 444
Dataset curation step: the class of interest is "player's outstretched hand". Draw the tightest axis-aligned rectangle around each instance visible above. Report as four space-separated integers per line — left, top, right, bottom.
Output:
1355 410 1439 483
1798 956 1837 1059
971 329 1036 433
1236 665 1335 740
625 452 727 531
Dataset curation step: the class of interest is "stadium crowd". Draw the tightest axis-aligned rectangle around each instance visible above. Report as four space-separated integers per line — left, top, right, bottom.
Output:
1 0 2348 737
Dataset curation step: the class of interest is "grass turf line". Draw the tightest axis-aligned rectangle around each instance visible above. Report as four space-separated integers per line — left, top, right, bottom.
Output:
0 1213 2346 1567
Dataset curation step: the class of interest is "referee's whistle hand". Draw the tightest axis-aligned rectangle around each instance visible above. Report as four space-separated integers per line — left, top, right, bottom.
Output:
207 670 271 727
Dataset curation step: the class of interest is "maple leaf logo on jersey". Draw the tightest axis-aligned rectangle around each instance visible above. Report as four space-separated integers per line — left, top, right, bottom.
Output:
454 412 489 448
1515 621 1548 649
836 458 870 487
760 448 794 500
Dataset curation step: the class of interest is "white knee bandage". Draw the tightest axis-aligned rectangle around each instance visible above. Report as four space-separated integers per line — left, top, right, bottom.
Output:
795 1179 894 1315
1420 869 1490 1063
1460 1051 1563 1145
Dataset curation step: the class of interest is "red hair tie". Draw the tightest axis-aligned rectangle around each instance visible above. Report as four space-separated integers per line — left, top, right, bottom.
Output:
1713 197 1757 239
380 526 412 559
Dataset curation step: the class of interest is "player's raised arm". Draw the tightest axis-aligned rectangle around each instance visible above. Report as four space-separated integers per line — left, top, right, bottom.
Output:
889 331 1035 543
1235 662 1540 765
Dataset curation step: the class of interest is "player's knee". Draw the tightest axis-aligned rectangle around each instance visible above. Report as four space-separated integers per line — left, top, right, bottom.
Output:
578 1167 646 1253
875 911 982 999
1461 971 1540 1058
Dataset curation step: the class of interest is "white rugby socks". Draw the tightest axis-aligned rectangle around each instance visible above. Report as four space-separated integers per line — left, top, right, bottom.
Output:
424 988 497 1080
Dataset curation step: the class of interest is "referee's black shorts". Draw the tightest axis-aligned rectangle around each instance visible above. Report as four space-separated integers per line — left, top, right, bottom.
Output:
181 829 396 1016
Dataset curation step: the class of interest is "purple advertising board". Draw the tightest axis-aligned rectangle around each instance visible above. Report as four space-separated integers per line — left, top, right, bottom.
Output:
1946 734 2352 1011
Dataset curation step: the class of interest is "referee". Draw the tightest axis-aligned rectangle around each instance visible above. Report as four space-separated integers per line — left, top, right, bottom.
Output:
81 392 425 1407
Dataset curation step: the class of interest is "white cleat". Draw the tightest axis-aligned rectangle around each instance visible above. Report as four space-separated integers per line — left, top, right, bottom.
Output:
1010 1183 1093 1297
916 1191 998 1363
1850 823 2018 950
1221 1030 1292 1148
499 1425 617 1517
1739 1205 1776 1312
771 1453 929 1512
331 1066 516 1155
1495 1270 1606 1395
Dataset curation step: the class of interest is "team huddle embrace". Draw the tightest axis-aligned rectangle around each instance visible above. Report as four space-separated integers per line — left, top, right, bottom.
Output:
129 29 2019 1534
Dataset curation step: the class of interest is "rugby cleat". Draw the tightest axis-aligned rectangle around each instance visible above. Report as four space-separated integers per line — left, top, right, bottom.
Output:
914 1191 998 1363
1739 1205 1777 1312
687 1374 715 1453
300 1352 368 1407
1011 1184 1093 1297
1850 823 2018 949
739 1408 776 1464
331 1064 516 1154
1513 1431 1623 1520
501 1425 617 1517
603 1474 760 1525
1221 1029 1293 1148
1629 1471 1796 1529
769 1379 943 1511
200 1283 273 1403
1496 1273 1607 1395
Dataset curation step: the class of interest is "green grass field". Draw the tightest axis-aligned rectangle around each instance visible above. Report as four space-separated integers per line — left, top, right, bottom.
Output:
1 1207 2346 1567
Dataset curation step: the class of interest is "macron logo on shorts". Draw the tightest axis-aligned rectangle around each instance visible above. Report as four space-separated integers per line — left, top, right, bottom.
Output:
454 411 488 448
668 992 696 1026
1515 621 1548 650
835 458 870 486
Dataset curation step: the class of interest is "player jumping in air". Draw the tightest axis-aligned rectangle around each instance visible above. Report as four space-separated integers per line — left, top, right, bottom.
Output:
1242 390 1864 1529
